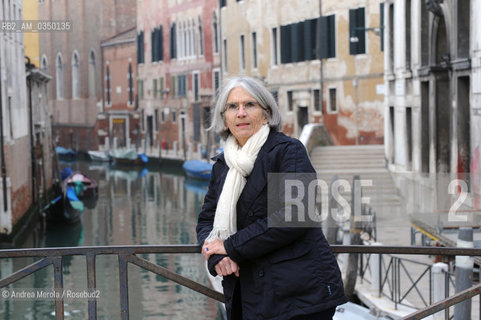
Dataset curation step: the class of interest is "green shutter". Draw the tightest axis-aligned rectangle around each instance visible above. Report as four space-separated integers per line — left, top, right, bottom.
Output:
380 3 385 52
328 15 336 58
357 8 366 54
349 9 358 55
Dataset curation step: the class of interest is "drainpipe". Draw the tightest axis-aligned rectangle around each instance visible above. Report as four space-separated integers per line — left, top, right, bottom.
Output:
0 60 7 212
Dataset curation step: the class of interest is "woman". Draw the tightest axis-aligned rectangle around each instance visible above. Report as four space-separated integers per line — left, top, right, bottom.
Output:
196 76 347 320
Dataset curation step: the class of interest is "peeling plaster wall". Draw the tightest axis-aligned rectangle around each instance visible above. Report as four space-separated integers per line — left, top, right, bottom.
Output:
322 0 385 145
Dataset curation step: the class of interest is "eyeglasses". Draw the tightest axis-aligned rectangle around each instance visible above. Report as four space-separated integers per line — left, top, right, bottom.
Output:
224 101 263 114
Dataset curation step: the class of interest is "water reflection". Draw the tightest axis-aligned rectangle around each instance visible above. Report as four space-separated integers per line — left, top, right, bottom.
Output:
0 161 219 319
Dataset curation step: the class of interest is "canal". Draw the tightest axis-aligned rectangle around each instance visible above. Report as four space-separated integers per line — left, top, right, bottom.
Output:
0 160 222 319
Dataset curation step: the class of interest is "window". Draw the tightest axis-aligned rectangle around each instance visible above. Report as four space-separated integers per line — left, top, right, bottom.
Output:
271 90 279 106
137 79 144 100
155 109 159 130
287 91 293 112
88 50 96 97
172 111 176 123
170 23 177 59
281 18 319 63
153 79 158 98
349 7 366 55
161 111 165 123
313 89 321 112
223 38 228 72
328 88 337 113
192 19 197 57
272 27 279 65
170 75 176 96
151 26 163 62
320 15 336 59
177 75 187 97
105 65 111 105
55 53 64 99
137 31 145 63
220 0 226 8
213 69 220 94
213 12 219 54
41 55 48 72
198 16 204 56
72 52 80 99
159 77 164 97
128 63 134 105
141 109 145 131
240 34 245 70
251 32 257 69
193 72 200 101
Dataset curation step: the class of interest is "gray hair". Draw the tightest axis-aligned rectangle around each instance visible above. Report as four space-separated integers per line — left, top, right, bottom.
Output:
209 76 282 140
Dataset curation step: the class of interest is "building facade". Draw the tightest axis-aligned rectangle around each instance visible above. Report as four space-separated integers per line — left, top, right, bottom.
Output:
101 27 140 151
220 0 385 143
0 0 30 236
137 0 221 160
38 0 136 152
385 0 481 215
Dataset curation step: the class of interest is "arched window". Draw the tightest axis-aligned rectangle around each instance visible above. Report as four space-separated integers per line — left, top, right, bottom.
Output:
198 16 204 56
192 19 196 57
72 51 80 99
213 12 219 54
88 50 96 97
41 55 48 72
56 53 64 99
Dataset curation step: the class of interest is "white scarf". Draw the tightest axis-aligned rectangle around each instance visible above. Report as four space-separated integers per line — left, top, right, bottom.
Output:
206 124 270 242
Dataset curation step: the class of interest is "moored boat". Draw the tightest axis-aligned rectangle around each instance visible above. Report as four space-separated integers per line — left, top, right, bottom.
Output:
88 150 111 162
55 146 77 160
109 148 149 166
182 160 213 180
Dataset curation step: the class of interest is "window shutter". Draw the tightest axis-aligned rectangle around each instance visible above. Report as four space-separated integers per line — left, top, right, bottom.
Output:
380 3 385 51
320 16 329 59
280 25 289 63
159 26 164 60
151 29 156 62
349 9 358 54
291 22 300 62
328 15 335 58
357 8 365 53
303 20 312 61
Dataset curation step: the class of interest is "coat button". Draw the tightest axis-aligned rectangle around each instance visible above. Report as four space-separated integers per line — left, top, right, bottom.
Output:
258 270 264 277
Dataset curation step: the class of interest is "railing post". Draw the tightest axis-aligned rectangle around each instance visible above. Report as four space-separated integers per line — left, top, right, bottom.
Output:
119 254 130 320
53 256 64 320
370 242 382 297
432 262 448 320
454 227 473 320
86 254 97 320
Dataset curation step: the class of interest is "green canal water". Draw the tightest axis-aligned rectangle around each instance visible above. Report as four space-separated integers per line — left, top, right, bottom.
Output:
0 160 222 319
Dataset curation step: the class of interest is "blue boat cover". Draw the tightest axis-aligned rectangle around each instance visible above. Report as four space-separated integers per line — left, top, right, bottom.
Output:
56 146 76 156
182 160 213 172
138 153 149 163
61 167 74 181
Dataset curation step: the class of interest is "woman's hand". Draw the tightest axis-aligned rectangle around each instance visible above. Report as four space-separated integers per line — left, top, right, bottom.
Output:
215 257 240 277
202 239 227 259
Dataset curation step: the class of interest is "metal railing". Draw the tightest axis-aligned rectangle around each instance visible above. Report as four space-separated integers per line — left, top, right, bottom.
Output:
359 252 456 310
0 244 480 320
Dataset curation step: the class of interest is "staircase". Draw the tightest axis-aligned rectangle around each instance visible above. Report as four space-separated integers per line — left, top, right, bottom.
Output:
309 145 402 216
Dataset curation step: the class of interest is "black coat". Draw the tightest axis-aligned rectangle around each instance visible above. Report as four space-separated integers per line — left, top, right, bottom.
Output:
197 130 347 320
